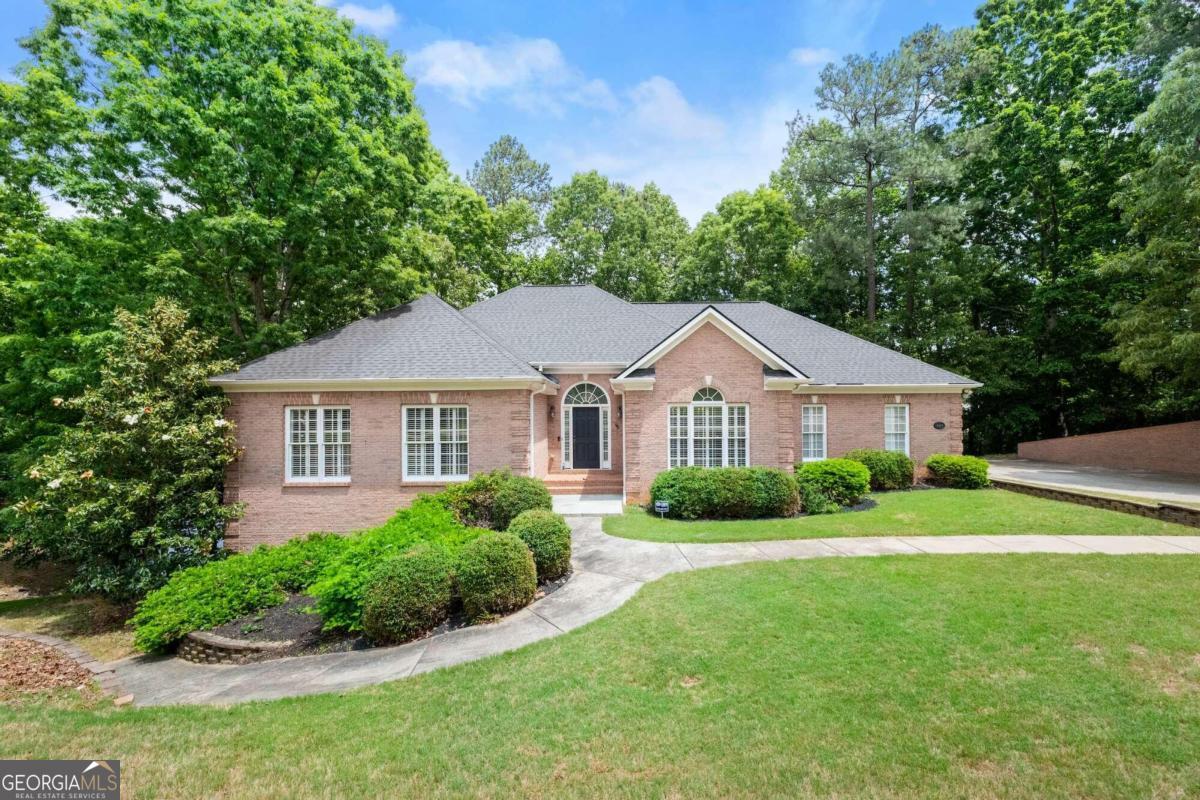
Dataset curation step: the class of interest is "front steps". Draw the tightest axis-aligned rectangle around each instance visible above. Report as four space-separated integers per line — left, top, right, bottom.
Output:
544 469 624 496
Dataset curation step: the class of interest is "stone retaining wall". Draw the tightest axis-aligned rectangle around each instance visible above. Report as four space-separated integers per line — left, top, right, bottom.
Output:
178 630 294 664
993 480 1200 529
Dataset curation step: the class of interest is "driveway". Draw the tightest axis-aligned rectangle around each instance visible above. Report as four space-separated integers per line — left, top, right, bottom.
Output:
111 518 1200 708
986 457 1200 509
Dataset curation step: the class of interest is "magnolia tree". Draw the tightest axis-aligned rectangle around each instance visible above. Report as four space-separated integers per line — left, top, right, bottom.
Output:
7 300 242 602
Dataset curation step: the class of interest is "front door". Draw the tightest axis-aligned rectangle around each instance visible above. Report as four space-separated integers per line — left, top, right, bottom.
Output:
572 406 601 468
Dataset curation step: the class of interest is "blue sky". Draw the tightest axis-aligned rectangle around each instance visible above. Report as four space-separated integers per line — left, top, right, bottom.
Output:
1 0 979 223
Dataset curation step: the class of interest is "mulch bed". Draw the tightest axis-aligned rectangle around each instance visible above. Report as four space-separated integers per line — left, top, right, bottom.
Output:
204 572 574 662
0 639 93 694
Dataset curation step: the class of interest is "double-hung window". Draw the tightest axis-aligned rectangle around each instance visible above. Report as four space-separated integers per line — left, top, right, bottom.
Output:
667 388 749 468
884 404 909 455
286 407 351 482
801 405 826 461
404 405 469 481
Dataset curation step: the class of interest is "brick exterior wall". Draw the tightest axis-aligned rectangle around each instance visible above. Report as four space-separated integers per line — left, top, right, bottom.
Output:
1017 421 1200 477
620 322 965 502
224 389 531 549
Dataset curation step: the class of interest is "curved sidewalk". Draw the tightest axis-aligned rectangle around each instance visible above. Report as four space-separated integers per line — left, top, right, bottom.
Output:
114 521 1200 707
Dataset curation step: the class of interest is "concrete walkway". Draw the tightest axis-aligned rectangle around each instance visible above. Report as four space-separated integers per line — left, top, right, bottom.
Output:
987 457 1200 508
113 519 1200 707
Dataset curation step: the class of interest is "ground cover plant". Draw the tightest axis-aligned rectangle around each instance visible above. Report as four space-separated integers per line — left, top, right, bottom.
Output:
4 555 1200 798
605 488 1197 543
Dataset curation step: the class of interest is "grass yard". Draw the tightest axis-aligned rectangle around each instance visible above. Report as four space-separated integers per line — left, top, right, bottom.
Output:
605 487 1196 543
0 595 135 662
3 554 1200 798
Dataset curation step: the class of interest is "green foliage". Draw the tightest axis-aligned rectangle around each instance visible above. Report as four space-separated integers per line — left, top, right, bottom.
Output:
130 533 347 653
845 449 915 491
507 510 572 581
456 532 537 620
530 172 688 300
925 455 990 489
361 545 454 645
439 469 551 531
5 301 241 601
493 475 553 531
649 467 800 520
467 135 553 210
794 459 871 507
309 502 482 632
798 482 837 515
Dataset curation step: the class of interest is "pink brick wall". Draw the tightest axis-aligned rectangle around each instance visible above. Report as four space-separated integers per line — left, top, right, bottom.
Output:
621 322 965 501
1017 421 1200 476
224 389 531 549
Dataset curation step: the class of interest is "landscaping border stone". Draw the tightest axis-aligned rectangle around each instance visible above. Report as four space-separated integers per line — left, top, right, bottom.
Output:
178 630 295 665
993 480 1200 529
0 629 129 704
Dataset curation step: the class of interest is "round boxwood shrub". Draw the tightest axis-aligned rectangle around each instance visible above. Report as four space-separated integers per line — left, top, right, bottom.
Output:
926 454 990 489
507 509 571 581
648 467 798 520
794 458 871 506
456 532 537 619
493 475 553 530
844 448 915 491
361 545 455 645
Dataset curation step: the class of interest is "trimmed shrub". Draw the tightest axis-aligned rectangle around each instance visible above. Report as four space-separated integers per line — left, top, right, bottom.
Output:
361 545 454 645
493 475 553 530
795 458 871 506
926 454 990 489
456 532 537 619
131 532 348 653
648 467 799 520
845 449 915 491
437 469 552 530
508 510 571 580
310 502 483 632
798 482 836 515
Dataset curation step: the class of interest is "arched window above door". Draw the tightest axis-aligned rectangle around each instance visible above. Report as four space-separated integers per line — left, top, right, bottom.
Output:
562 382 611 470
565 382 608 405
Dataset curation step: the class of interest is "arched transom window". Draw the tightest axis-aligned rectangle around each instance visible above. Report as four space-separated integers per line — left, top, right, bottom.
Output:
668 387 748 468
562 382 611 469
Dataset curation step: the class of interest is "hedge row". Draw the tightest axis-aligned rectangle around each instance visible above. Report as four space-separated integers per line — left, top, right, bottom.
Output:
649 467 800 520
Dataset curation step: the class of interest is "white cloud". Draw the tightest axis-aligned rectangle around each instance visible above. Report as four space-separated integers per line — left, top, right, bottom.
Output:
788 46 836 66
328 2 399 33
410 37 576 109
626 76 725 142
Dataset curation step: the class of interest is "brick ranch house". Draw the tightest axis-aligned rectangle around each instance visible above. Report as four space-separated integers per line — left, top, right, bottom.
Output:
213 285 980 548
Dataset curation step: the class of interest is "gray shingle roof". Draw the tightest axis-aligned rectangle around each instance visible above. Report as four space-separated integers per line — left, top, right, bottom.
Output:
214 285 977 387
461 285 674 364
213 294 545 383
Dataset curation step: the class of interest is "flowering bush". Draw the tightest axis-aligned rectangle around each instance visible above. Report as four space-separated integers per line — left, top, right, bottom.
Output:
5 300 242 602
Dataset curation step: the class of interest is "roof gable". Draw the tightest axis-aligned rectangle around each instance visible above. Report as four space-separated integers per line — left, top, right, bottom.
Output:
614 306 808 381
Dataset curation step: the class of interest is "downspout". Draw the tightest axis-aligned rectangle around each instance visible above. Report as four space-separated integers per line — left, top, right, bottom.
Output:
620 392 627 503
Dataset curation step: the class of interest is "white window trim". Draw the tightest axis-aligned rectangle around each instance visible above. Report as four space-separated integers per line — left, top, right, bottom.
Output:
667 398 750 468
801 404 827 462
560 382 612 470
284 406 351 484
402 405 470 483
884 403 910 456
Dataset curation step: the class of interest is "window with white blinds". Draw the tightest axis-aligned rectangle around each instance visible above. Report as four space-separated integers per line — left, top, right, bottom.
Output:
801 405 826 461
667 396 749 468
884 404 909 455
286 407 351 482
404 405 469 480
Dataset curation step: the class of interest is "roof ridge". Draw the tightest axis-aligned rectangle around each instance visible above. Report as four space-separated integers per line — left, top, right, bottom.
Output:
425 293 544 378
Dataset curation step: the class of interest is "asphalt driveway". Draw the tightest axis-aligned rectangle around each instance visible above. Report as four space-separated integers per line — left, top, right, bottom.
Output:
986 457 1200 509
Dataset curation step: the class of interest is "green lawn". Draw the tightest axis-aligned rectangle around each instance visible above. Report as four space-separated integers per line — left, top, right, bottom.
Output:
0 595 135 662
604 488 1196 543
4 555 1200 798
